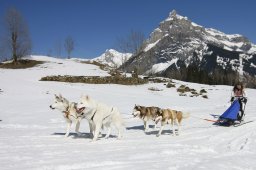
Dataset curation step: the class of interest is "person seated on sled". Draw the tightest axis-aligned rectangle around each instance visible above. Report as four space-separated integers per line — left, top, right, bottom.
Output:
230 83 247 121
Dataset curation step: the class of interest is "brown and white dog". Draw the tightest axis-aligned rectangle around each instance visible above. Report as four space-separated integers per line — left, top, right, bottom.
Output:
49 94 93 137
154 108 190 137
132 105 161 132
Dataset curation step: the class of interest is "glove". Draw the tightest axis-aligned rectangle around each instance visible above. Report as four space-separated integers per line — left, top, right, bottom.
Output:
240 97 247 103
230 97 234 102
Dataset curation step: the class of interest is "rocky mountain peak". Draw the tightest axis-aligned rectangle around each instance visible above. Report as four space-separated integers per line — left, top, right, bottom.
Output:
169 9 177 18
120 10 256 87
91 49 132 68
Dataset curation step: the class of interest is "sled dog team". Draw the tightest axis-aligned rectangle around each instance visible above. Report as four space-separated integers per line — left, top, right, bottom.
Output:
50 94 190 141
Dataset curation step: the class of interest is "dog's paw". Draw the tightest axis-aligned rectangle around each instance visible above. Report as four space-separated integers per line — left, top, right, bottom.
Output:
156 134 160 137
64 134 69 138
91 138 98 142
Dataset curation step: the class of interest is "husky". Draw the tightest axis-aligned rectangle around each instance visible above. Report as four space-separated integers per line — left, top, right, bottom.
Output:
49 94 93 137
132 105 161 132
154 108 190 137
76 95 124 141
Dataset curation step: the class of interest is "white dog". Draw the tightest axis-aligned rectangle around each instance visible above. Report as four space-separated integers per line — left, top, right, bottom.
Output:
76 95 124 141
49 94 93 137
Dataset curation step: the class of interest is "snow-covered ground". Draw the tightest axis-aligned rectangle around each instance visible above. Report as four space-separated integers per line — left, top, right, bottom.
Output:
0 56 256 170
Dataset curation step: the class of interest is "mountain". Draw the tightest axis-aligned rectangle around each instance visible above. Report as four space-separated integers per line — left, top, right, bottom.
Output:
121 10 256 86
91 49 132 68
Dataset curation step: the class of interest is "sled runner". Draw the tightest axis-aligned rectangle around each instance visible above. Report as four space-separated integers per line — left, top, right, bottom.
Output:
233 120 254 127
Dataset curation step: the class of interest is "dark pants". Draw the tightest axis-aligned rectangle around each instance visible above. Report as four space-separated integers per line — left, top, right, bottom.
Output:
237 98 247 121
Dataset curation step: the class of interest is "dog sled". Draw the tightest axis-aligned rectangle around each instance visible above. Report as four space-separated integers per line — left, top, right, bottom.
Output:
216 98 247 127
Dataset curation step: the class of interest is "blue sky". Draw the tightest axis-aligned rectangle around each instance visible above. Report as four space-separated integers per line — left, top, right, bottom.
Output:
0 0 255 58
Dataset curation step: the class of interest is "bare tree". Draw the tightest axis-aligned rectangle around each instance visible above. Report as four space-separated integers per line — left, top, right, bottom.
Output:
116 30 145 54
3 8 31 63
64 36 74 59
47 49 53 57
55 39 62 58
0 42 5 62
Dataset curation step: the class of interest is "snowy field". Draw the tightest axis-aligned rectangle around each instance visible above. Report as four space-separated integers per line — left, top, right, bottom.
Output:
0 56 256 170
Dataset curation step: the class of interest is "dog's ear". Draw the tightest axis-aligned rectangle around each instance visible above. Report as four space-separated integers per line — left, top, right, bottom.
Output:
81 95 87 100
62 97 69 104
55 94 60 99
59 94 63 99
135 104 141 107
86 95 90 100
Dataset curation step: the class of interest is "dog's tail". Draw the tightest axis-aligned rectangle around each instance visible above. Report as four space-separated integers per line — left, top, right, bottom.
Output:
182 112 190 119
113 107 126 127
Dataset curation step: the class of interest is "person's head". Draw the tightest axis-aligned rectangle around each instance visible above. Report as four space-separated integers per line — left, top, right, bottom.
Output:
233 82 244 92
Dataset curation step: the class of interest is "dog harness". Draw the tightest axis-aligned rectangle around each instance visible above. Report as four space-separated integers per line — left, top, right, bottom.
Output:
90 110 97 121
102 107 114 121
62 103 78 119
62 106 70 119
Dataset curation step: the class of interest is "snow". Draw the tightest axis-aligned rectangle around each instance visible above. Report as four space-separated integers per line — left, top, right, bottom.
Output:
223 45 234 51
216 56 228 70
238 54 246 75
146 59 178 74
205 28 248 51
165 12 187 22
144 39 160 52
191 22 202 28
250 63 256 68
176 14 188 20
205 28 242 40
248 44 256 54
1 56 256 170
154 28 162 33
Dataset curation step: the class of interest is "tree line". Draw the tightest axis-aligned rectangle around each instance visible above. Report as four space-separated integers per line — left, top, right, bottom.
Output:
162 64 256 88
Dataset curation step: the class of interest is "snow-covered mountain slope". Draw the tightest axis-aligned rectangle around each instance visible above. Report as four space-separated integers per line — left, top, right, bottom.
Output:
91 49 132 68
0 56 256 170
121 10 256 80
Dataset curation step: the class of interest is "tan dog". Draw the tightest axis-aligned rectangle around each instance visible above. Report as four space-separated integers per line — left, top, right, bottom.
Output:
154 109 190 137
132 105 161 132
